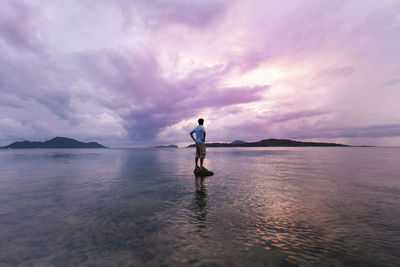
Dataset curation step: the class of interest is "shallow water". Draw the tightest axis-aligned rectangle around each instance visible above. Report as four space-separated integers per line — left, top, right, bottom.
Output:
0 147 399 266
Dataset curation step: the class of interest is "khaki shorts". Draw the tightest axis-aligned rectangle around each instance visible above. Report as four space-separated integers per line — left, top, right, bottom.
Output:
195 142 206 159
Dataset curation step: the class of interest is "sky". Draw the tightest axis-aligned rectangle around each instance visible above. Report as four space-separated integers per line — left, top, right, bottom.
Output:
1 0 400 147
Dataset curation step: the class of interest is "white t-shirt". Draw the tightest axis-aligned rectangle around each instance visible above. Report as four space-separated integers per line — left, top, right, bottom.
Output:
192 125 205 143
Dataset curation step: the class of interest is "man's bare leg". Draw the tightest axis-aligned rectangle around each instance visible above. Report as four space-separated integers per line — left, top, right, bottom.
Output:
195 158 200 169
200 158 204 169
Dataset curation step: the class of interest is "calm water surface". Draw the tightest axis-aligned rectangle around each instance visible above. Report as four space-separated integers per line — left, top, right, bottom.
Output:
0 147 399 266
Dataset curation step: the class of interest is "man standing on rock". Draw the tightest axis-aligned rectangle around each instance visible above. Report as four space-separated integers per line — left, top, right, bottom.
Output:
190 118 207 170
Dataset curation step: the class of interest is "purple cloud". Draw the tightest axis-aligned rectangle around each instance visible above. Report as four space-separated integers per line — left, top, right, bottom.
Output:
115 0 231 28
0 0 43 53
323 124 400 139
266 109 332 124
0 0 400 146
76 49 266 142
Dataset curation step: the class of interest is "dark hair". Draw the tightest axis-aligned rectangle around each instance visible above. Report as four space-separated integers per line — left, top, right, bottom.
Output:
198 118 204 125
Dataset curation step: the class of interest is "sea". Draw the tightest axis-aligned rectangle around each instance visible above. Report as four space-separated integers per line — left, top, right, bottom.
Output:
0 147 399 266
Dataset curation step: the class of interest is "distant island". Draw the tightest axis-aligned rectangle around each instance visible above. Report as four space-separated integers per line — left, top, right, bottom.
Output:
0 137 107 149
188 139 350 147
154 145 178 148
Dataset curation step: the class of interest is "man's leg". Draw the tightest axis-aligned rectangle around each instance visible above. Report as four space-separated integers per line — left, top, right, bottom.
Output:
195 142 202 169
199 143 206 169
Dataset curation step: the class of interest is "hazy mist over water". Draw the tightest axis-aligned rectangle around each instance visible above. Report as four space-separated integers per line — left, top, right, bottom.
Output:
0 147 399 266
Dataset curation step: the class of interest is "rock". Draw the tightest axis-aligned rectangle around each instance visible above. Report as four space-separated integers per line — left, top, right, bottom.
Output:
194 168 214 176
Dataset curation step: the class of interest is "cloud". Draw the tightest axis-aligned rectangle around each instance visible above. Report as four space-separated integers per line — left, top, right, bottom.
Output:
322 124 400 139
0 0 43 53
76 49 266 142
0 0 400 146
266 109 332 124
115 0 232 29
0 45 76 121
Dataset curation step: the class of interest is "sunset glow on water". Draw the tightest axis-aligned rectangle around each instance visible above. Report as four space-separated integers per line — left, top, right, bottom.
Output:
1 147 399 266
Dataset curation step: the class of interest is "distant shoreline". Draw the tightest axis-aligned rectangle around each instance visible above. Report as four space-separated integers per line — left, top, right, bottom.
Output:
0 137 107 149
1 137 376 149
187 138 355 148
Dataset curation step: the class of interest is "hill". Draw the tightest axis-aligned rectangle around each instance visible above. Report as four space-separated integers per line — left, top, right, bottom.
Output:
1 137 107 149
154 145 178 148
188 139 349 147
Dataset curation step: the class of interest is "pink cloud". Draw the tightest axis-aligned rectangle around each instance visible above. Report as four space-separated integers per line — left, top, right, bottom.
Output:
1 0 400 146
77 50 266 141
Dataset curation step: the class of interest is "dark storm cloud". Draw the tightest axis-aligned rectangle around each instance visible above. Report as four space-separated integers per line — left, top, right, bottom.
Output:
1 0 400 146
0 0 262 144
76 50 266 141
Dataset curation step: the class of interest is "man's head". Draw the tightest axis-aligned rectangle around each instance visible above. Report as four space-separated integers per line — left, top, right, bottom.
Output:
198 118 204 125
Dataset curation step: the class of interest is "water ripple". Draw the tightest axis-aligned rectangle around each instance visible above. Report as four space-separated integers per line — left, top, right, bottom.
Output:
0 147 400 266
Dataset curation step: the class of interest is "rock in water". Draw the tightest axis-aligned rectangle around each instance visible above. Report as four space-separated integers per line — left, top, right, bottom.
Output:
194 168 214 176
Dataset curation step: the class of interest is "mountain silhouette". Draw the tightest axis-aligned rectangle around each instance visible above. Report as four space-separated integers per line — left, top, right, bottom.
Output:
2 137 107 149
188 138 349 147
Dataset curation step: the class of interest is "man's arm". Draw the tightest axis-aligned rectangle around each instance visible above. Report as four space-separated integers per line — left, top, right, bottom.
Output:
203 130 206 143
189 131 196 142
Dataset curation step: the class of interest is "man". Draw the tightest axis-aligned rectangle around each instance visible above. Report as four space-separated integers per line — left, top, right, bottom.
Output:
190 118 207 170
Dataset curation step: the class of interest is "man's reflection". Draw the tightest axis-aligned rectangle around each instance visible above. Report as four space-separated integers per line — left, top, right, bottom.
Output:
194 175 208 224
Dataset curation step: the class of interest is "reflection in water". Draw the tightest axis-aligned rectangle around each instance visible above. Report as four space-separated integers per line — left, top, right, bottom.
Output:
194 175 208 225
0 147 400 266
